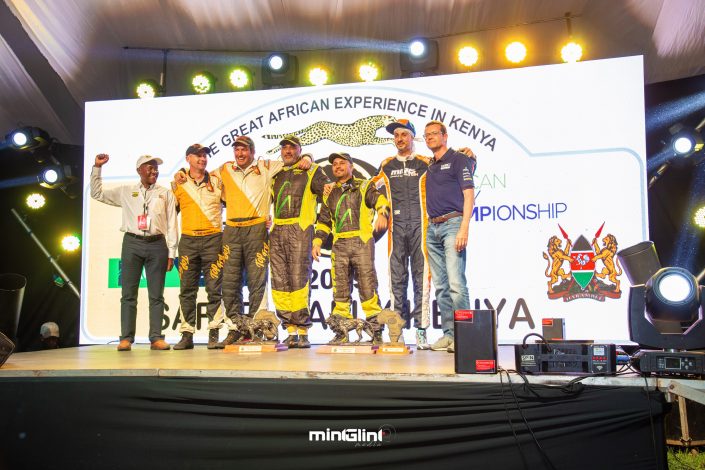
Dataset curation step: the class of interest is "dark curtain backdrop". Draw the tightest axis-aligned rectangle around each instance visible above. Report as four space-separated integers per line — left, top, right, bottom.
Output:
0 377 668 470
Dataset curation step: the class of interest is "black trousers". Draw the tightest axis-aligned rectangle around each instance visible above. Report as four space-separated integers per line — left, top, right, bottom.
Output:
177 232 223 333
270 224 313 327
389 222 428 328
120 234 168 342
222 223 268 325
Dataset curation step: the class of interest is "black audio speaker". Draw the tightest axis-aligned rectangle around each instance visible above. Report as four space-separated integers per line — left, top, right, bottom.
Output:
0 331 15 367
542 318 565 341
454 309 497 374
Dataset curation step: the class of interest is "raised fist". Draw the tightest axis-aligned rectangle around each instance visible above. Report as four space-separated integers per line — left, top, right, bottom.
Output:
95 154 110 167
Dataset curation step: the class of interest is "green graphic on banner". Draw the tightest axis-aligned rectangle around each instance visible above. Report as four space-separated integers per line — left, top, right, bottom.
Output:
108 258 181 288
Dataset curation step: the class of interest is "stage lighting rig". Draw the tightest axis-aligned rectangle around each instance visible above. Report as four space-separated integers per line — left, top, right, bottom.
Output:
191 71 216 94
618 241 705 376
358 62 379 82
695 206 705 229
400 37 438 77
308 67 329 86
267 53 286 72
560 12 583 63
648 120 705 188
5 127 51 151
458 46 479 68
26 193 46 210
561 42 583 63
135 79 162 99
262 53 298 88
505 41 527 64
670 123 703 157
229 67 252 90
38 164 73 189
61 235 81 253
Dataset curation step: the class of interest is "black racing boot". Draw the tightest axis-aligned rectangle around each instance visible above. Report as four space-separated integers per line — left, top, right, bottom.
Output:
217 330 241 348
173 332 194 350
297 335 311 349
208 329 223 349
284 334 299 348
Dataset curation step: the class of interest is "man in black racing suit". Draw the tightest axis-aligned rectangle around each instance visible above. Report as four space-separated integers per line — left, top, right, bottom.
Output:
313 152 390 343
270 135 330 348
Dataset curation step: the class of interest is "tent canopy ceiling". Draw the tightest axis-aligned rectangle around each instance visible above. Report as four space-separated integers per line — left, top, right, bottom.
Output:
1 0 704 144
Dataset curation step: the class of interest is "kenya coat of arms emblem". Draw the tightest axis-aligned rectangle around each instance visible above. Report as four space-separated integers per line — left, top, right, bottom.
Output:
542 223 622 302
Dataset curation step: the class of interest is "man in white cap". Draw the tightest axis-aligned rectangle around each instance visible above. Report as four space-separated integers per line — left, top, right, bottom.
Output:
40 322 60 349
91 153 178 351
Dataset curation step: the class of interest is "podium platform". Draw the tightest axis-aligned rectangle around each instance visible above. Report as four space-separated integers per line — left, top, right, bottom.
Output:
0 345 669 469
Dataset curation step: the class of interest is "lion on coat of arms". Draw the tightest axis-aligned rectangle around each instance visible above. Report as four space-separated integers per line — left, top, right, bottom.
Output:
591 234 622 293
542 235 572 293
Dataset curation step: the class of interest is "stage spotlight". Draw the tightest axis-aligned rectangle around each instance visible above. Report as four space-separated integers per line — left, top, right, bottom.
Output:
5 127 51 151
38 165 70 189
135 79 162 99
505 41 527 64
11 130 27 147
619 241 705 352
409 39 426 58
359 62 379 82
228 67 252 90
458 46 479 68
262 53 298 88
670 126 703 157
61 235 81 252
694 206 705 228
400 37 439 77
646 267 699 321
561 41 583 63
191 71 215 94
308 67 329 86
26 193 46 210
267 53 287 72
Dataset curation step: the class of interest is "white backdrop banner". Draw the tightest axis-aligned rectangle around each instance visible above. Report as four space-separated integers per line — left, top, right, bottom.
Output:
82 55 647 345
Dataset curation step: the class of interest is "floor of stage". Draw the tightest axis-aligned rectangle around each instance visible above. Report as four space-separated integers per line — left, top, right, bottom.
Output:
0 343 661 387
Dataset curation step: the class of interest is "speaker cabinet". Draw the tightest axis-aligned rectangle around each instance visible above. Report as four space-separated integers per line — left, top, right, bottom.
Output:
454 309 497 374
542 318 565 341
0 331 15 367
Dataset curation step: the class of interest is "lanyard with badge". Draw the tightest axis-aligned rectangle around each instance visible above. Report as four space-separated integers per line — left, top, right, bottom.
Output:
137 187 151 232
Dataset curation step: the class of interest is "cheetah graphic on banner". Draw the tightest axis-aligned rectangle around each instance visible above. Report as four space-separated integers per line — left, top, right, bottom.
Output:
263 115 396 154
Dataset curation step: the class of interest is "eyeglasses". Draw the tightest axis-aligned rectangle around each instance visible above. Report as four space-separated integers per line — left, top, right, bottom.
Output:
423 130 443 139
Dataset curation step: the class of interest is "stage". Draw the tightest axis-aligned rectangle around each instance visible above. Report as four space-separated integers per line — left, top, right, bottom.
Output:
0 345 670 469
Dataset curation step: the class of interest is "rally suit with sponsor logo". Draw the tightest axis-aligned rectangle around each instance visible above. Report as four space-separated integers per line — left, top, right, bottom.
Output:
171 170 225 334
314 178 389 322
219 159 284 326
373 154 432 329
270 163 330 328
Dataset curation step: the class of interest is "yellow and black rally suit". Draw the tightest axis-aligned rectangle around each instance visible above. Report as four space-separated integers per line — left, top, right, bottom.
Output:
219 159 284 325
171 170 225 334
270 163 330 327
314 177 389 320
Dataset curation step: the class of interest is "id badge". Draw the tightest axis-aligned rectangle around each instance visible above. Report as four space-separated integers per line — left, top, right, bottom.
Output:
137 214 151 231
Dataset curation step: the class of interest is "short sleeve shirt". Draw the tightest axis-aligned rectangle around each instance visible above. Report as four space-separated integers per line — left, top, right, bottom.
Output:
425 148 476 219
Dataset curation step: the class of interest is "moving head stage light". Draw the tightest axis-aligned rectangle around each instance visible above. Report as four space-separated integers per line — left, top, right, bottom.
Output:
618 241 705 376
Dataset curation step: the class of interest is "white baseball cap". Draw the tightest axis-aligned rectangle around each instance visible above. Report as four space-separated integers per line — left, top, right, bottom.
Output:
40 322 60 339
135 155 164 170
